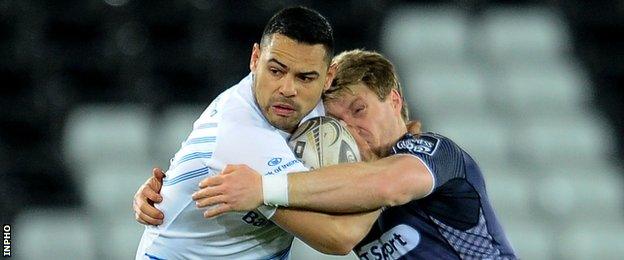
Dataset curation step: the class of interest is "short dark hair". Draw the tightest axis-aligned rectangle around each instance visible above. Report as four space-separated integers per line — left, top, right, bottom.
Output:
260 6 334 62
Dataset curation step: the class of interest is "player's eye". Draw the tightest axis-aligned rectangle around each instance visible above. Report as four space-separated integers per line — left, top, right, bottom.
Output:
269 67 283 77
354 106 365 116
302 76 315 83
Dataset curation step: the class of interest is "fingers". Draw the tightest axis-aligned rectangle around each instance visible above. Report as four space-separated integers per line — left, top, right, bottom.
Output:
195 195 227 208
203 204 233 218
192 186 222 201
142 182 163 203
197 164 245 188
221 164 244 175
406 120 422 135
199 175 223 188
135 210 163 225
133 168 166 226
133 199 149 225
133 195 164 225
139 199 164 221
152 167 166 181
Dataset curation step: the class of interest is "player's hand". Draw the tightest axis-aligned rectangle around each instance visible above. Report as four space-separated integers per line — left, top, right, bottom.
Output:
133 167 165 225
193 164 263 218
406 120 422 135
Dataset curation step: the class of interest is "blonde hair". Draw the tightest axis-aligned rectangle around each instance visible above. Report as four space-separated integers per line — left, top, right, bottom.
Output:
324 49 409 121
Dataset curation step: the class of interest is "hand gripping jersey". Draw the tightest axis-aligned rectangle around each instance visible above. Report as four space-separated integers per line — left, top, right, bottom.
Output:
136 74 323 260
354 133 517 260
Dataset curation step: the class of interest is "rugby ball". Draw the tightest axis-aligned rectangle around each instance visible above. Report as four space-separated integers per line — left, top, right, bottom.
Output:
288 116 361 169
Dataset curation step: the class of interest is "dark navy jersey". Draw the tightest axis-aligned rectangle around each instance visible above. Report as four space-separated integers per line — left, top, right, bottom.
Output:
354 133 516 260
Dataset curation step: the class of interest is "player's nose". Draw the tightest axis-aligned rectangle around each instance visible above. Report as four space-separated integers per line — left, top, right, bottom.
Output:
278 78 297 97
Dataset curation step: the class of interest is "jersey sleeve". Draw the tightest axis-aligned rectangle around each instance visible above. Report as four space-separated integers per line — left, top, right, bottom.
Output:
212 122 309 219
390 133 466 194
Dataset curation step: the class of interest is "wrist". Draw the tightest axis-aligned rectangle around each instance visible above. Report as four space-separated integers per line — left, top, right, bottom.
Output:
262 174 289 207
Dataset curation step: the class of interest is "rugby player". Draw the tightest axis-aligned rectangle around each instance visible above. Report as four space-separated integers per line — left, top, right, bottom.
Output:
188 50 518 259
134 6 380 259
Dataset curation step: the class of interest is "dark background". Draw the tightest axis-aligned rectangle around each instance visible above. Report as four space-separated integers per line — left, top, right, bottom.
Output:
0 0 622 224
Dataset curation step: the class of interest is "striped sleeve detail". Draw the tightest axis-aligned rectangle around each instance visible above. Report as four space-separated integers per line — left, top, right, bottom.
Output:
185 136 216 145
174 152 213 165
197 122 218 129
163 167 212 186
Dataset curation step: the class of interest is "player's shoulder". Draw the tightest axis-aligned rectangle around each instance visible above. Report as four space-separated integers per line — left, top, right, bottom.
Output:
195 74 255 120
211 112 287 155
392 132 457 156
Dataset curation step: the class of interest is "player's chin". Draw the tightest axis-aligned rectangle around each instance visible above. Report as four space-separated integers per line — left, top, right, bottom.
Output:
268 114 301 132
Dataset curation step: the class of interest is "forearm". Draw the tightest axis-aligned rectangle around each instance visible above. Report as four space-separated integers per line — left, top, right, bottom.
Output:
287 155 431 213
288 161 387 213
271 208 380 255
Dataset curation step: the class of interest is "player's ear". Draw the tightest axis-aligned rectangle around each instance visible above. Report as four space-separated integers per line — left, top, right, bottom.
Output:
389 88 403 116
250 43 261 72
323 63 337 92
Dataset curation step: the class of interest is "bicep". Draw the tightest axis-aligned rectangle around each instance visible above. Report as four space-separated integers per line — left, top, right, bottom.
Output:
396 154 435 197
375 155 435 206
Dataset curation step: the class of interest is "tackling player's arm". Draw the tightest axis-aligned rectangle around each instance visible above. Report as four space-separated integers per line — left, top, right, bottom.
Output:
288 154 433 212
272 208 379 255
194 154 432 214
132 168 379 255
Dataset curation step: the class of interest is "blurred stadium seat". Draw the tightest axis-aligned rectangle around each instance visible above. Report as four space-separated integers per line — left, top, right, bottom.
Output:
492 61 589 117
382 5 468 66
425 115 509 166
402 61 488 120
559 222 624 260
476 6 571 64
536 165 624 221
152 104 206 168
504 220 555 259
102 216 146 259
484 172 536 221
81 163 152 259
63 104 152 173
63 104 153 259
511 116 613 166
14 208 95 260
82 163 152 219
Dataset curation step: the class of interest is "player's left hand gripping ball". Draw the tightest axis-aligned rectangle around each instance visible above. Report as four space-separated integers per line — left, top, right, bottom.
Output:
192 164 264 218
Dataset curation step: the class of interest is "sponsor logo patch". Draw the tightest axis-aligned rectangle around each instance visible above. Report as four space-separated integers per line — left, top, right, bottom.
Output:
395 135 439 155
356 224 420 260
267 157 282 166
265 159 300 175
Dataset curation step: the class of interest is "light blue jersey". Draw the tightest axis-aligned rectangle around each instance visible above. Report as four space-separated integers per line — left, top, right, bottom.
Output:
136 74 324 259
